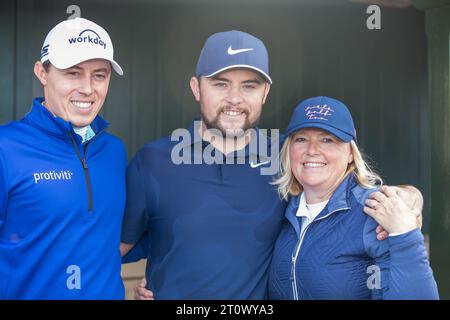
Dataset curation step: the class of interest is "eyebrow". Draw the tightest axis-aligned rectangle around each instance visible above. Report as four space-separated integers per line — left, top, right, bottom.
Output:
209 76 264 84
66 66 110 73
295 130 333 136
67 66 83 71
242 79 263 84
93 68 110 73
210 76 230 82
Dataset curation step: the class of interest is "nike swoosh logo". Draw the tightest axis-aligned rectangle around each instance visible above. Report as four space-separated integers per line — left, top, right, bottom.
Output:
227 46 254 55
250 161 270 168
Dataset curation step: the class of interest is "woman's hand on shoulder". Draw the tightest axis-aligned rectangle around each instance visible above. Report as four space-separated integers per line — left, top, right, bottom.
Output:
363 185 418 235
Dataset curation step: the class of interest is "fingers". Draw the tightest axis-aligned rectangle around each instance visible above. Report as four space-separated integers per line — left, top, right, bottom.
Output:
364 197 387 217
364 207 390 240
380 185 398 198
375 224 388 240
366 190 389 213
364 208 390 241
383 186 422 221
134 286 154 300
363 205 377 219
389 185 406 198
417 214 423 229
365 199 380 210
377 230 388 241
134 278 154 300
138 287 154 300
390 185 424 213
399 185 423 201
368 186 401 204
368 190 388 203
366 187 399 215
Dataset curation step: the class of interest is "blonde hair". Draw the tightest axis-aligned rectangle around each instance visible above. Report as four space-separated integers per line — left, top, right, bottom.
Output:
273 136 382 201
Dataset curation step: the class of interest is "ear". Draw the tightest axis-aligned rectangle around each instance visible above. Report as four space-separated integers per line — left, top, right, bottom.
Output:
190 76 201 102
261 83 271 104
348 145 354 164
34 61 48 86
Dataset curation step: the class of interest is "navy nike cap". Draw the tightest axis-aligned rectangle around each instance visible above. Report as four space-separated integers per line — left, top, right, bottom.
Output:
195 30 272 84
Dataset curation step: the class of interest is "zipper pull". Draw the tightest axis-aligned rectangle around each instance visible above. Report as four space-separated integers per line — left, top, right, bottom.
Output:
290 256 295 281
81 159 88 169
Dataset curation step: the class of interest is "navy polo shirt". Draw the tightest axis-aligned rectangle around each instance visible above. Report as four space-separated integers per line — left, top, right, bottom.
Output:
121 121 286 299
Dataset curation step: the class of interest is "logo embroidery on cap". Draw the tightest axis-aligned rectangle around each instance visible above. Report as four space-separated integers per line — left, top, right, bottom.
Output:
68 29 107 49
41 44 50 59
227 46 254 55
305 104 334 121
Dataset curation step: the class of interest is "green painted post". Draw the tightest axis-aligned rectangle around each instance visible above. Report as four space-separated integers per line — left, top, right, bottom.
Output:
0 0 16 123
413 0 450 299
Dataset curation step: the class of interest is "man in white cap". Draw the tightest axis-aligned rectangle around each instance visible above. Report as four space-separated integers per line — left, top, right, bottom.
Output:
0 17 125 299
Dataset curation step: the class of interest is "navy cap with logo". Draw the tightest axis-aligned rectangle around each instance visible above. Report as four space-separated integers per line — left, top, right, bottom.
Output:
195 30 272 84
285 96 357 142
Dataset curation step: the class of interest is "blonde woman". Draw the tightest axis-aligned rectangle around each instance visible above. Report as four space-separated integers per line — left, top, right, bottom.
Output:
268 96 438 300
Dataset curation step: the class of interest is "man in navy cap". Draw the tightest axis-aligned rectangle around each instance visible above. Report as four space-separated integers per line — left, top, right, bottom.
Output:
120 30 283 300
120 30 423 300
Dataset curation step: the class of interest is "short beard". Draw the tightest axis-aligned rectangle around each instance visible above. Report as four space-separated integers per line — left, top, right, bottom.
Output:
201 108 260 138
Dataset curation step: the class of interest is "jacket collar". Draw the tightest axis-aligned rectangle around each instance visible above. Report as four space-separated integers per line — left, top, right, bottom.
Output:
285 173 357 237
23 97 109 141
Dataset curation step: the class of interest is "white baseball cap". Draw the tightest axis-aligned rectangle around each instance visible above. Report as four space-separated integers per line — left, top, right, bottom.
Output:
40 17 123 75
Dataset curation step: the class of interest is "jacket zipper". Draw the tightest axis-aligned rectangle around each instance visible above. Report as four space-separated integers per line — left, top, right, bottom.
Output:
290 207 350 300
69 132 94 212
291 222 311 300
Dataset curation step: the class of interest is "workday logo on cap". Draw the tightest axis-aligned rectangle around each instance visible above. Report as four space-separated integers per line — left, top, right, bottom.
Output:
40 17 123 75
68 28 107 49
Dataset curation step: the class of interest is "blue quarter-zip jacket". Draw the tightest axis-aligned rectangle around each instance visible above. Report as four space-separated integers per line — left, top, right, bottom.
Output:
268 174 439 300
0 97 126 299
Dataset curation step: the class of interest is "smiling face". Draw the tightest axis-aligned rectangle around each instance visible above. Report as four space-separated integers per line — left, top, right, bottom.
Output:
34 59 111 128
190 68 270 136
289 128 354 202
